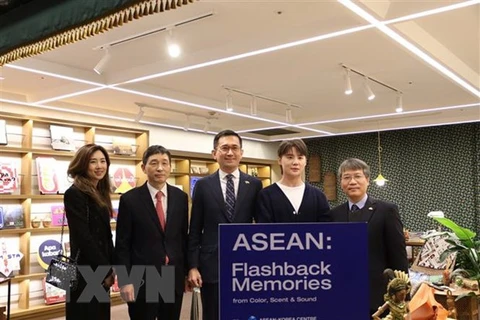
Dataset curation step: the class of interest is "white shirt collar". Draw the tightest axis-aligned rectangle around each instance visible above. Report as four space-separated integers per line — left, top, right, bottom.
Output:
349 194 368 210
219 169 240 180
147 182 168 199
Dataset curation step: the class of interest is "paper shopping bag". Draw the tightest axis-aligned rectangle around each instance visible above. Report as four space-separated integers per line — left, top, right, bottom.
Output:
190 287 201 320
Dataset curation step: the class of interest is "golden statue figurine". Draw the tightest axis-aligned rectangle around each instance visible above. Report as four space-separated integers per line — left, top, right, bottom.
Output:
372 270 411 320
446 290 457 319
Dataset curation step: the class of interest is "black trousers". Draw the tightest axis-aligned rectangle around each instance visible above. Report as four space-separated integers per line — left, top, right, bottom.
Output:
201 282 219 320
65 277 110 320
127 287 183 320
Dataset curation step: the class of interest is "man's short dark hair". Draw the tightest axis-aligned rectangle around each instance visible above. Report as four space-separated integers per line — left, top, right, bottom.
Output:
142 145 172 165
213 130 242 149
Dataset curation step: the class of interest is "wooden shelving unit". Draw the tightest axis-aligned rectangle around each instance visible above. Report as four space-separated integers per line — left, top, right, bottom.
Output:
0 113 148 318
0 112 272 318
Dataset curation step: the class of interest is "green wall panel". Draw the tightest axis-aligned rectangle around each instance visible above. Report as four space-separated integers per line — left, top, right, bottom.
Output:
305 123 480 233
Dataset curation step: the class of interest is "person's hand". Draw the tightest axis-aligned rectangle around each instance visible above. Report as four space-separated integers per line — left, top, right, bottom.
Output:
188 268 202 288
120 284 135 302
102 271 115 288
184 277 193 292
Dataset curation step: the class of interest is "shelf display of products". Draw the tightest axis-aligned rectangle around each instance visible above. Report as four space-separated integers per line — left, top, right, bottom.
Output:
0 112 271 319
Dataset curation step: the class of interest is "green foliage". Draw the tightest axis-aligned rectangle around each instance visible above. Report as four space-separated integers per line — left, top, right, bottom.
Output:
433 217 480 278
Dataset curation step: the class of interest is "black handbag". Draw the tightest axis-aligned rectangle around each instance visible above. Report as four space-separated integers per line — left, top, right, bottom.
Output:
46 202 88 291
46 254 79 291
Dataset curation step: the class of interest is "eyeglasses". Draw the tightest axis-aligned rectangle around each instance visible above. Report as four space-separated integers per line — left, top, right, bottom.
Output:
217 145 241 153
341 174 365 182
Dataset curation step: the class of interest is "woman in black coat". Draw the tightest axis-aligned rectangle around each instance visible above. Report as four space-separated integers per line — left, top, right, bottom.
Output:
64 144 115 319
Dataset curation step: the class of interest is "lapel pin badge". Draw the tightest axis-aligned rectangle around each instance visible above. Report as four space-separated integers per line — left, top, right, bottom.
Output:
245 181 250 184
368 207 373 211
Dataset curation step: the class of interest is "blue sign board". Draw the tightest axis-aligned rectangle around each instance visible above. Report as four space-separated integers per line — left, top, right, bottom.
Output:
219 223 369 320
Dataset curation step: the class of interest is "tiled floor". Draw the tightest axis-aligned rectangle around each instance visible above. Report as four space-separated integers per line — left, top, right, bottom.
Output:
50 292 197 320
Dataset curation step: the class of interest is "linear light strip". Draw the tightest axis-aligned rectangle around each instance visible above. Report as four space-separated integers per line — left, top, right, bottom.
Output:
0 98 134 122
2 1 477 136
139 120 269 142
8 0 477 89
299 102 480 126
3 64 105 87
273 119 480 142
111 86 333 135
239 102 480 134
384 0 480 25
338 0 480 98
121 24 374 85
34 87 106 104
6 1 478 106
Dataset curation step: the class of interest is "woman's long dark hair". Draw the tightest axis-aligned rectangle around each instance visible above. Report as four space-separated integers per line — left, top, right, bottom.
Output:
67 144 112 215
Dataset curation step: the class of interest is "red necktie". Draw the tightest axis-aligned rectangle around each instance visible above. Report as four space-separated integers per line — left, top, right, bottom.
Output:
155 191 166 231
155 191 169 265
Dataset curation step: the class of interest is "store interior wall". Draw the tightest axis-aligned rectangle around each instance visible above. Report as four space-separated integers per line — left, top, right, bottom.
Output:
305 122 480 234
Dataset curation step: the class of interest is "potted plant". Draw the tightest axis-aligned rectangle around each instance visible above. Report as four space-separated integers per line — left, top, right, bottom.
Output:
432 217 480 299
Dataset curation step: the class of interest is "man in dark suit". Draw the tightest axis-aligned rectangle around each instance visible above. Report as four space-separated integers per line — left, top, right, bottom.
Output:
114 145 189 320
187 130 262 320
328 158 408 317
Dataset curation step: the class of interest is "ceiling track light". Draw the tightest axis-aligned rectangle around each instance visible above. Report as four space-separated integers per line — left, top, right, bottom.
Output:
166 27 181 58
395 93 403 113
184 114 191 131
341 64 406 106
363 76 375 101
344 68 353 95
226 90 233 112
286 107 293 123
134 102 219 129
222 86 301 120
93 48 111 75
134 106 145 122
203 120 211 133
250 96 258 116
93 12 214 51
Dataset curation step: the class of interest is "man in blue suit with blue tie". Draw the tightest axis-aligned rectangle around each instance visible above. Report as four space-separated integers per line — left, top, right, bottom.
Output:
187 130 262 320
328 158 408 317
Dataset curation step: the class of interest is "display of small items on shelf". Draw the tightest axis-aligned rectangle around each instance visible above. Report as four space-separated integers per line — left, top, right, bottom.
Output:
0 204 24 229
31 213 54 228
0 162 18 194
43 277 66 305
51 205 67 226
0 239 23 278
49 125 76 151
31 216 42 228
190 176 201 197
250 167 258 177
36 157 59 194
112 138 136 156
111 167 136 193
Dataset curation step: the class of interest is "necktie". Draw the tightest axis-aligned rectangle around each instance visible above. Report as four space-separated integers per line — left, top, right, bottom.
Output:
155 191 166 231
155 191 169 264
225 174 236 221
350 204 360 213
